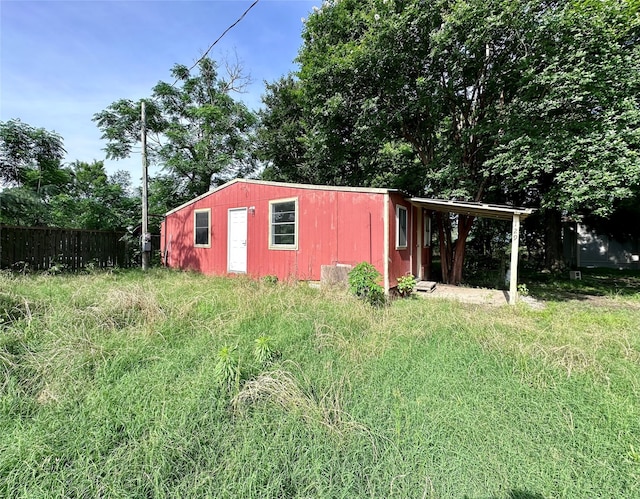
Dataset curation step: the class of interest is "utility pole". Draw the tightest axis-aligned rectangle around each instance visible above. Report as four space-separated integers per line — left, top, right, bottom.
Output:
141 101 150 270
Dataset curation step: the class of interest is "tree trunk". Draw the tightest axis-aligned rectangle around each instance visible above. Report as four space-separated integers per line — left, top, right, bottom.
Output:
543 208 564 271
437 212 452 283
448 215 475 285
437 212 475 285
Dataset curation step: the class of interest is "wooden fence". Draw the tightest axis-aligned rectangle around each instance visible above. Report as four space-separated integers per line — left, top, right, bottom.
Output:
0 225 130 271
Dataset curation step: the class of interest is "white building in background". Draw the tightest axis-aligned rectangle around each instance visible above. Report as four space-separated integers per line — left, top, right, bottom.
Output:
564 223 640 270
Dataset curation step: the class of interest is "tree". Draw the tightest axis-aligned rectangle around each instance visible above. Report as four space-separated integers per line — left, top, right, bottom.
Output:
261 0 640 283
0 119 68 193
147 173 185 231
0 188 48 226
94 58 259 202
258 75 311 183
48 161 139 231
487 0 640 269
0 121 140 230
277 0 537 283
1 119 71 226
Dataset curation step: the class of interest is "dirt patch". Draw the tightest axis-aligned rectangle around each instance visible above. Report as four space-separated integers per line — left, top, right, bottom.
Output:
418 284 639 310
417 283 513 306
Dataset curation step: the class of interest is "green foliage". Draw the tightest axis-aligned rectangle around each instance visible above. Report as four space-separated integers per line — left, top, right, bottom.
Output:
0 270 639 497
487 0 640 218
213 345 241 394
348 262 385 306
0 121 139 230
0 119 66 190
258 75 312 183
396 274 417 298
0 119 70 226
0 188 48 226
94 57 259 203
261 275 279 286
253 335 275 366
48 161 139 231
260 0 640 282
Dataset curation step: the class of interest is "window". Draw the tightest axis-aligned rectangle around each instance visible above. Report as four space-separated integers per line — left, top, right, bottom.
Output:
269 198 297 249
194 209 210 247
396 205 408 249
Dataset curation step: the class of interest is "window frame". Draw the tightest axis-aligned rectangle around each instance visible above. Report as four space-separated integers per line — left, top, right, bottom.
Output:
269 197 298 250
193 208 211 248
396 205 408 249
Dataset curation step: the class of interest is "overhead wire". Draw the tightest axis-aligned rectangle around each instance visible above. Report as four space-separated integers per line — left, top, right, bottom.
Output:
138 0 261 216
186 0 260 75
161 0 261 91
143 0 261 131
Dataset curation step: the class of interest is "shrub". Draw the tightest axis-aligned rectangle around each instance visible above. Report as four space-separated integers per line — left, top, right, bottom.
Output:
213 345 241 394
348 262 385 306
397 274 417 298
253 335 275 366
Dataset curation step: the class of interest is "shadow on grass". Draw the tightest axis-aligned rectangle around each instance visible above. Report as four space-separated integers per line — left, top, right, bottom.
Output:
461 267 640 303
507 491 546 499
507 492 545 499
464 491 545 499
524 268 640 303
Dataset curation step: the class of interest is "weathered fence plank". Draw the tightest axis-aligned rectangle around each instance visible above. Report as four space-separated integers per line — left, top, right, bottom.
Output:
0 225 130 271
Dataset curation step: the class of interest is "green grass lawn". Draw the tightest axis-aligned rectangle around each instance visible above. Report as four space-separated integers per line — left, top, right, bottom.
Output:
1 269 639 498
525 267 640 301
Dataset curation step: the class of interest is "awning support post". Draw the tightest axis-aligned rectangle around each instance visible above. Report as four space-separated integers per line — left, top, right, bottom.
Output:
509 214 521 305
416 207 423 280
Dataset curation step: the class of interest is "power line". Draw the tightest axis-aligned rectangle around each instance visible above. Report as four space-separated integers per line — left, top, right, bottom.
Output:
187 0 261 74
139 0 261 267
146 0 261 93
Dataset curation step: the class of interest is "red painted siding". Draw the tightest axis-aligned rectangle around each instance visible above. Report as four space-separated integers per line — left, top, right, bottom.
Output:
161 181 389 283
387 193 413 288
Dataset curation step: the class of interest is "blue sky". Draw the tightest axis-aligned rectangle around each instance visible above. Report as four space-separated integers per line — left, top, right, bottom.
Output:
1 0 317 184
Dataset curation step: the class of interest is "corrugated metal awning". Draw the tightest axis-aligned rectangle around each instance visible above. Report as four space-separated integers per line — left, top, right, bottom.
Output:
408 197 534 221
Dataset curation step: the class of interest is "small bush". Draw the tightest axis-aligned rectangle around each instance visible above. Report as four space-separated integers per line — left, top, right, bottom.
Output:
254 335 275 366
348 262 385 306
396 274 417 298
213 345 241 394
261 275 279 285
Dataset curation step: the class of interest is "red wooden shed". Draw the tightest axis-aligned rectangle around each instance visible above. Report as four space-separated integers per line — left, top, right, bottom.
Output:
160 178 533 299
160 179 422 291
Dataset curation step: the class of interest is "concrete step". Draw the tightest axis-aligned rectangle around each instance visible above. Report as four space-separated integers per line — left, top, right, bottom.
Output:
415 280 437 293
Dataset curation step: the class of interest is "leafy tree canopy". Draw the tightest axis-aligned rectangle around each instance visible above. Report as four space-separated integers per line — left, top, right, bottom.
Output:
48 161 139 231
0 120 138 229
1 119 72 226
0 119 68 194
259 0 640 281
94 57 259 205
488 0 640 217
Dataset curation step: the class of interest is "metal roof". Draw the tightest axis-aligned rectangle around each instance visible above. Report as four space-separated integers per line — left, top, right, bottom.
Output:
164 178 534 221
165 178 399 216
409 197 534 221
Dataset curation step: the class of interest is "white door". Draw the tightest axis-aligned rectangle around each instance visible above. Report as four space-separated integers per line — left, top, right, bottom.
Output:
228 208 247 273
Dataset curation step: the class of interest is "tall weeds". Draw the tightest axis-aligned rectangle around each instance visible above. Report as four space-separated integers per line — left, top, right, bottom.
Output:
0 269 638 498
